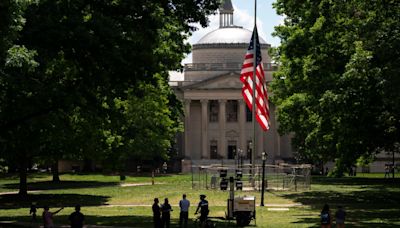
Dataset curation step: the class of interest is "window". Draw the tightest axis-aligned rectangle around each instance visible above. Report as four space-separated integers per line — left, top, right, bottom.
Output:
246 105 252 122
226 100 238 122
210 140 218 159
209 100 219 122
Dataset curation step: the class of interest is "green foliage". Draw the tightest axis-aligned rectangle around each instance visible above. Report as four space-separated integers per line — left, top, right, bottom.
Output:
101 74 183 167
0 0 219 192
5 45 38 71
271 0 400 175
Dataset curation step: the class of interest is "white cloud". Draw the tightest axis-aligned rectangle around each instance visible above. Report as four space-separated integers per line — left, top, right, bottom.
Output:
233 4 267 41
277 14 286 26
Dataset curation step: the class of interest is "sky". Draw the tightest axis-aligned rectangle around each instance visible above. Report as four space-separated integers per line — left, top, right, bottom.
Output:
170 0 283 81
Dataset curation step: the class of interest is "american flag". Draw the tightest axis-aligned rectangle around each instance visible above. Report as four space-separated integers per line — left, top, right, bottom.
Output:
240 27 270 131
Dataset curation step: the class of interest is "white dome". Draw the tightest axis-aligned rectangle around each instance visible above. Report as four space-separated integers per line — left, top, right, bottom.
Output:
196 27 267 44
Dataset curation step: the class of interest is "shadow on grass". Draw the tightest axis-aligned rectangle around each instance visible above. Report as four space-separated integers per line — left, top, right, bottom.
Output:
284 189 400 209
281 177 400 227
3 180 119 191
0 215 233 228
311 176 400 186
0 193 109 209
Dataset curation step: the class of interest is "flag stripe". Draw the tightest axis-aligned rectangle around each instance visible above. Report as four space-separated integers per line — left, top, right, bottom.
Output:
240 27 270 131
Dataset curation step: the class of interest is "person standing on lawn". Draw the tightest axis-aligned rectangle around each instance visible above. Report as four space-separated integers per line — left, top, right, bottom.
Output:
42 206 64 228
152 198 162 228
179 194 190 228
69 204 85 228
320 204 332 228
30 202 37 221
335 206 346 228
161 198 173 228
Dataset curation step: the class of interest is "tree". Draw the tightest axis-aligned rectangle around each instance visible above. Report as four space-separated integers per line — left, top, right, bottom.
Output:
271 0 400 176
0 0 219 195
102 75 183 173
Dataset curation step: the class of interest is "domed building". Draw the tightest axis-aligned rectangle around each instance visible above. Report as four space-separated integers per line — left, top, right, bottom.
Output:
172 0 294 170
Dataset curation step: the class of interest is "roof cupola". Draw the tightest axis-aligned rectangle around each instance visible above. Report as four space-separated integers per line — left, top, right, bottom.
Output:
219 0 234 28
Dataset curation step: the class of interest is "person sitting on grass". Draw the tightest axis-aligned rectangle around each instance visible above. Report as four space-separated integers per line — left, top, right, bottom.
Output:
42 206 64 228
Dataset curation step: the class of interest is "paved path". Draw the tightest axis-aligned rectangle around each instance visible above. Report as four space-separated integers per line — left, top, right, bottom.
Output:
0 190 43 195
0 182 158 196
119 182 161 187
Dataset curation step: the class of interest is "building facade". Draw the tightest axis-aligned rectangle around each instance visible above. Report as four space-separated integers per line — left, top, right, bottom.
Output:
171 1 294 169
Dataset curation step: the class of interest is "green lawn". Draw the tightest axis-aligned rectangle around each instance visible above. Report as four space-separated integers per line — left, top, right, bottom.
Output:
0 173 399 227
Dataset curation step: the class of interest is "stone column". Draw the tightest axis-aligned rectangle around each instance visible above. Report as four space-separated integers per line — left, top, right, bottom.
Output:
201 99 208 159
218 99 226 158
239 100 246 152
184 100 191 158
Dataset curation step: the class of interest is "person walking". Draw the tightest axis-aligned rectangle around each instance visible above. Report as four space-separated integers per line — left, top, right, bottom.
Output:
179 194 190 228
320 204 331 228
69 205 85 228
42 206 64 228
335 206 346 228
161 198 173 228
152 198 162 228
194 194 209 226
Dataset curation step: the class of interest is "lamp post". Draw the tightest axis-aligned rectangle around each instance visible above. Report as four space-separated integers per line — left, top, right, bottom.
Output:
239 150 244 169
261 151 267 206
233 148 236 167
237 149 243 169
248 142 252 161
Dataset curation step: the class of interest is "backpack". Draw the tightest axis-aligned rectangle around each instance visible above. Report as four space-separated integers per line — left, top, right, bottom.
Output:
321 212 330 224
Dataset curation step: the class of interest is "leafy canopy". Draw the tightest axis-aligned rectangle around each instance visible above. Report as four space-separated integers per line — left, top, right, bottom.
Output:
271 0 400 175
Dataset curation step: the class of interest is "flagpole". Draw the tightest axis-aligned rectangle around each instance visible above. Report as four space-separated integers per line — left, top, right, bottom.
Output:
251 0 257 176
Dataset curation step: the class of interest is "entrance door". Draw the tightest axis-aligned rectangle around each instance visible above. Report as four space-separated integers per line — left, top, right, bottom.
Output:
228 145 237 159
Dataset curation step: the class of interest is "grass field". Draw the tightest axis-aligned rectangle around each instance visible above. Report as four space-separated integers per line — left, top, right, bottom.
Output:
0 173 399 227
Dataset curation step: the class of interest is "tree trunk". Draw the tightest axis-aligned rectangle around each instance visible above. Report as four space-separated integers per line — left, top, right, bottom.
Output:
52 160 60 182
333 160 345 177
393 151 395 179
81 158 92 172
18 155 28 197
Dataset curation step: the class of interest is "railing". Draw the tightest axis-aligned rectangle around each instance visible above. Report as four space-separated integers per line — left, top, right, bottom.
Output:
184 62 277 71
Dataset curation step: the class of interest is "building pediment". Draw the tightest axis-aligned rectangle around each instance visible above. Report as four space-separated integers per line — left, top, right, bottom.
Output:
226 130 239 138
182 72 242 90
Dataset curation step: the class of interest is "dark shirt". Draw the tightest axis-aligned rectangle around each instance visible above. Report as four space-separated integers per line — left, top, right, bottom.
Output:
152 203 161 218
161 203 172 218
321 211 330 224
198 199 209 214
69 211 84 228
335 209 346 220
